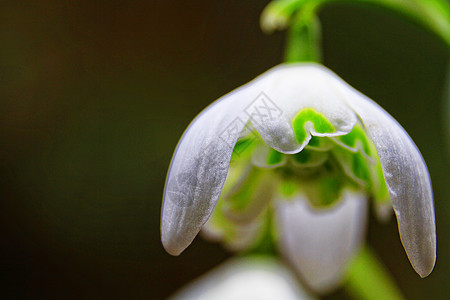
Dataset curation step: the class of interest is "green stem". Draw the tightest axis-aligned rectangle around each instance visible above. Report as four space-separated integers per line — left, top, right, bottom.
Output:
284 11 323 63
264 0 450 64
344 245 405 300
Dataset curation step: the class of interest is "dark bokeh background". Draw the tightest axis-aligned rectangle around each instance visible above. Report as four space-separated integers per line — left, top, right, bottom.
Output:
0 0 448 299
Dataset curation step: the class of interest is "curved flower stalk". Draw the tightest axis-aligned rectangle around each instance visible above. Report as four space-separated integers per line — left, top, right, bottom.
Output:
170 256 315 300
161 63 436 292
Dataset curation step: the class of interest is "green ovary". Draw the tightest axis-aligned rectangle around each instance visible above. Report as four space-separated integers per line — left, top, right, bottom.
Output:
292 108 335 145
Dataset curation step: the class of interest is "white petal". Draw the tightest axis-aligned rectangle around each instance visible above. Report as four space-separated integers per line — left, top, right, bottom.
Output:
275 190 367 294
161 87 255 255
331 72 436 277
170 257 316 300
245 64 357 154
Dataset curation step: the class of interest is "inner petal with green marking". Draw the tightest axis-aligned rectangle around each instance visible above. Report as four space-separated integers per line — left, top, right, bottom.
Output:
203 111 391 252
292 108 335 145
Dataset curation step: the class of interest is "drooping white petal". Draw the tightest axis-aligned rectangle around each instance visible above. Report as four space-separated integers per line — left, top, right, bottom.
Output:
275 190 367 294
170 257 315 300
245 65 357 153
161 86 255 255
328 69 436 277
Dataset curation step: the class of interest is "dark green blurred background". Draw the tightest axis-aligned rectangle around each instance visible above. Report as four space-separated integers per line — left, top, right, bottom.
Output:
0 0 448 299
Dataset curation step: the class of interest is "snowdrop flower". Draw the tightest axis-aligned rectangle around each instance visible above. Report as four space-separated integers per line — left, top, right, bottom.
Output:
170 256 315 300
161 63 436 292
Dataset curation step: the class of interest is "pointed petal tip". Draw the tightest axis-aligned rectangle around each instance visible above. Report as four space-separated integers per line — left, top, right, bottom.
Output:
161 235 187 256
397 215 436 278
163 244 182 257
411 251 436 278
161 218 193 256
416 263 435 278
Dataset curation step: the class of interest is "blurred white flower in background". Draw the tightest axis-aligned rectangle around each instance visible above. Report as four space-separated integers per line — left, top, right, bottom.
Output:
170 256 315 300
161 63 436 293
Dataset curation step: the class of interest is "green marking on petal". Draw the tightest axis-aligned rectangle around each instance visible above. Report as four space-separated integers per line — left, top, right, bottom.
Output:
372 159 390 204
332 146 371 186
335 124 373 157
267 148 284 165
292 108 335 145
352 152 371 183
